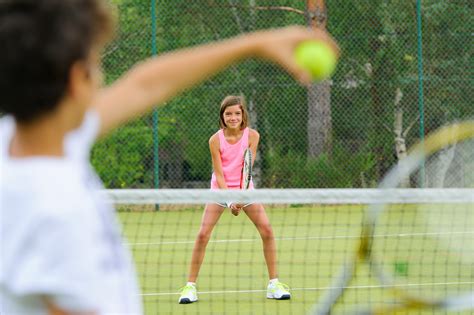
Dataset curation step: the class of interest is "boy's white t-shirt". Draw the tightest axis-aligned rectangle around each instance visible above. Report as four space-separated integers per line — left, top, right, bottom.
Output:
0 111 142 315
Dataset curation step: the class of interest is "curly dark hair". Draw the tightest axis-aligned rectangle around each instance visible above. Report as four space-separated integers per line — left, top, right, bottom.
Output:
0 0 114 123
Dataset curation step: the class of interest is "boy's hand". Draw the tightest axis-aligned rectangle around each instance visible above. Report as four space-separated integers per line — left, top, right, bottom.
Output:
251 26 339 86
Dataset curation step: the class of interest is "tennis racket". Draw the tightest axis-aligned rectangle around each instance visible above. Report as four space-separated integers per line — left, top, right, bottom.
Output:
228 148 253 215
314 120 474 315
240 147 252 190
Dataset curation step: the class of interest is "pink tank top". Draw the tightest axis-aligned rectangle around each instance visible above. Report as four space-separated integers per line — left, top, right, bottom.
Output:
210 127 253 189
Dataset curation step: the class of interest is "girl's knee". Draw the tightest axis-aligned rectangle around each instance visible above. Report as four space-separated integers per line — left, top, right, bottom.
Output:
197 229 212 243
259 224 274 240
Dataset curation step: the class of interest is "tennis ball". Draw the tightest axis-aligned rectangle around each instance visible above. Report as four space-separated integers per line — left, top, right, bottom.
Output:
294 41 337 81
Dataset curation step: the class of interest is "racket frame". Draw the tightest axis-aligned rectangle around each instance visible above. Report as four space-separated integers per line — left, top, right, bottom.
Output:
314 121 474 315
240 148 252 190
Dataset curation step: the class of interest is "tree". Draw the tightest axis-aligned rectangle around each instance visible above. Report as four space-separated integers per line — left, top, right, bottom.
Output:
92 0 472 189
306 0 333 158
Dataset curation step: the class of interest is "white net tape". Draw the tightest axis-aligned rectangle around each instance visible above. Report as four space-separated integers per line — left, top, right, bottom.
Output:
102 188 474 205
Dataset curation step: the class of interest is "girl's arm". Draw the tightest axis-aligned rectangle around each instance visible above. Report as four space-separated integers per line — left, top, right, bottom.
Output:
92 27 338 137
248 129 260 166
209 134 228 189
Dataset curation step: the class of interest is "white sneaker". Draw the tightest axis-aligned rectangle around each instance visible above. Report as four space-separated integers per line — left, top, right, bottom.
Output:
267 281 291 300
178 284 198 304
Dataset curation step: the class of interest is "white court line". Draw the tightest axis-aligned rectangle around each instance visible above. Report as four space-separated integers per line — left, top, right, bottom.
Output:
140 281 474 297
128 231 474 247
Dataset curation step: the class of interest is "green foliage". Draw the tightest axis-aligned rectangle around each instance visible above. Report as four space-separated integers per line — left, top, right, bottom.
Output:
92 121 153 188
93 0 472 189
264 145 376 188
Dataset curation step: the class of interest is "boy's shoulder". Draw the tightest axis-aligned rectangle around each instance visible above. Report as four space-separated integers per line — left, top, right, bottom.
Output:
2 160 91 218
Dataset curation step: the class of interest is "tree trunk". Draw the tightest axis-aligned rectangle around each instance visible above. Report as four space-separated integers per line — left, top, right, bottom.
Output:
393 107 410 188
307 81 332 157
306 0 332 157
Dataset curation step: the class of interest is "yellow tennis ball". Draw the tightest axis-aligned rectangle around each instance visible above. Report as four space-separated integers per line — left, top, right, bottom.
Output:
295 41 337 81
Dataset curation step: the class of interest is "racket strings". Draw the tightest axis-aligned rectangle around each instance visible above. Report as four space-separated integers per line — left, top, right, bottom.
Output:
370 136 474 305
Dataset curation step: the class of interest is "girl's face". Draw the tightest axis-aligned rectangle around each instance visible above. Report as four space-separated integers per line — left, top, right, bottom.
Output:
223 104 243 129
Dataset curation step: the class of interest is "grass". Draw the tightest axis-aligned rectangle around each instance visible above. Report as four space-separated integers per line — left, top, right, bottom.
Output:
118 204 472 315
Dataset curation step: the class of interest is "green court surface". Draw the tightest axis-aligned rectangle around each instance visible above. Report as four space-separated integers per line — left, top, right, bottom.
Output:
119 205 362 314
118 204 472 315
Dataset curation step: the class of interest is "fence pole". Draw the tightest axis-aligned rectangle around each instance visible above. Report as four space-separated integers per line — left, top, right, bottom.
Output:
151 0 160 208
416 0 425 187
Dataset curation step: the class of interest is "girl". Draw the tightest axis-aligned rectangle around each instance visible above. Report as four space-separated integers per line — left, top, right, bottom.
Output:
179 95 291 304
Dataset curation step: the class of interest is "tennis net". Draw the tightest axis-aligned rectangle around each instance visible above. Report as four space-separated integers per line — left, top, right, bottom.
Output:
105 188 474 315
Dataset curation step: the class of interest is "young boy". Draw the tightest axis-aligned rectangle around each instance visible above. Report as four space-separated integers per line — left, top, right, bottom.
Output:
0 1 338 314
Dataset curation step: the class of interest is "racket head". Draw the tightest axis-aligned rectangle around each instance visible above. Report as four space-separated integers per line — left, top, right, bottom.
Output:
365 121 474 310
314 121 474 315
240 148 252 189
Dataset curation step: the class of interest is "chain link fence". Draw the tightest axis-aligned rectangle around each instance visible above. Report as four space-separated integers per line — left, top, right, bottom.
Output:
92 0 472 189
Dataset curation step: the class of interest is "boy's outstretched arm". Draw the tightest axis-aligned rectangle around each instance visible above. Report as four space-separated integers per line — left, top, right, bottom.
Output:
93 26 338 136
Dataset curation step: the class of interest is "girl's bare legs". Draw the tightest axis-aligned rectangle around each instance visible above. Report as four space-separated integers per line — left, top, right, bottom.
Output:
187 203 225 282
243 203 278 279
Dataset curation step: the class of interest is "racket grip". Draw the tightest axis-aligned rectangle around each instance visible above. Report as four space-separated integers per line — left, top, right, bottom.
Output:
225 201 233 208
